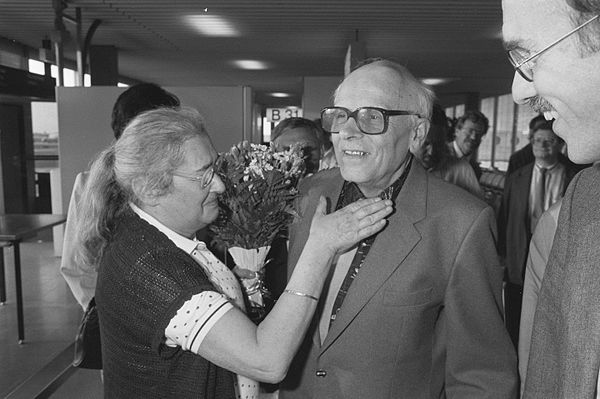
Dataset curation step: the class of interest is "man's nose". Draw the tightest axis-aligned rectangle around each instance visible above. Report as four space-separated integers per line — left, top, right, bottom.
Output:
511 71 537 105
338 116 363 139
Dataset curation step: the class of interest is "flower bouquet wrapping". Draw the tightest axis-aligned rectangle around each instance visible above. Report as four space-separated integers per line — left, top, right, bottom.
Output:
210 142 305 321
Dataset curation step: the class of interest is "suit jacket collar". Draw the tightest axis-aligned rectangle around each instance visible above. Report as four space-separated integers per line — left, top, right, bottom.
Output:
317 158 428 354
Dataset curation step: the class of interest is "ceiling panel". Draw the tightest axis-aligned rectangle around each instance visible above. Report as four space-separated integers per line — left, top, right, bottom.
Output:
0 0 513 107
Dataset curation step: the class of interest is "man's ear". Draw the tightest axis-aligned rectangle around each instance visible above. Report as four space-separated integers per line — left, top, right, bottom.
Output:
409 119 430 154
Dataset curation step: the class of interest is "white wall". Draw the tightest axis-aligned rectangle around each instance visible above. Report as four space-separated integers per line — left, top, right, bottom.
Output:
302 76 342 121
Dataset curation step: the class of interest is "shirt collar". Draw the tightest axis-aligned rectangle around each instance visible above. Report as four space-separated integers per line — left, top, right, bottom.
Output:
452 140 465 158
129 203 200 255
337 154 412 209
535 161 559 171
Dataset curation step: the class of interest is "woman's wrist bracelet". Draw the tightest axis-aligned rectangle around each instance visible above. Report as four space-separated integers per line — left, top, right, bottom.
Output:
283 289 319 301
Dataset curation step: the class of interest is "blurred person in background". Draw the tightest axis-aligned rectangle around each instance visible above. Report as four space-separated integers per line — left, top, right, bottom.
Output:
448 110 489 179
271 117 322 175
415 104 483 198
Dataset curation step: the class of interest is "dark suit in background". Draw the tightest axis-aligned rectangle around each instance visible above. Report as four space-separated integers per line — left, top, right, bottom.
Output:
497 159 577 347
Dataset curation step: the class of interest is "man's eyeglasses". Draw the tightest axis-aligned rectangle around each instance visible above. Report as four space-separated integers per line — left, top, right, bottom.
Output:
507 14 600 82
321 106 422 135
172 165 215 189
532 137 558 146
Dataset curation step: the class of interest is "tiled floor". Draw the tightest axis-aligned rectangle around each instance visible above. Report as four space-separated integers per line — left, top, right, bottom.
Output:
0 235 103 398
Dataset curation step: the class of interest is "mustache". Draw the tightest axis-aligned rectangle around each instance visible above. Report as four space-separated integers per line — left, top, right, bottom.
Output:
527 96 554 113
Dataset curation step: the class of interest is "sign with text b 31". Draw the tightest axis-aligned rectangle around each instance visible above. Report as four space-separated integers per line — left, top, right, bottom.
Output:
266 107 303 123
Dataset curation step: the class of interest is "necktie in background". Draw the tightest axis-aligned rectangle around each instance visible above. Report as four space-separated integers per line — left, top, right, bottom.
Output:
191 242 259 399
531 167 547 231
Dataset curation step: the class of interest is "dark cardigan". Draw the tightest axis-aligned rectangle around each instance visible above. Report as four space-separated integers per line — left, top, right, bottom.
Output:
96 210 235 399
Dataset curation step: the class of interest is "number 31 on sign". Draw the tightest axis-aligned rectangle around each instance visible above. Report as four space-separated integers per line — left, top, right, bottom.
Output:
266 107 303 123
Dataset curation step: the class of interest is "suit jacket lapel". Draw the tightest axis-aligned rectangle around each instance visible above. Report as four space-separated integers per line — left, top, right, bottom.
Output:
515 165 533 230
320 159 427 354
288 171 345 349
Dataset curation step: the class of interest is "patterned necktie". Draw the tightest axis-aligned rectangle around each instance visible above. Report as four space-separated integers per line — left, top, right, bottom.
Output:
190 242 259 399
531 167 548 231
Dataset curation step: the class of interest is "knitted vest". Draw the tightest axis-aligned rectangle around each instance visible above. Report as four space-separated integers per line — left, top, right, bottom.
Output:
96 210 235 399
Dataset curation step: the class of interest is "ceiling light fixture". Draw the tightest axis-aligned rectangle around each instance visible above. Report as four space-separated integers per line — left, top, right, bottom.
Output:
269 92 292 98
184 15 239 37
231 60 270 70
421 78 456 86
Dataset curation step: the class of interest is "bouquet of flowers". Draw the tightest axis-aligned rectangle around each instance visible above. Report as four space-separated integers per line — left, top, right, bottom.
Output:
210 141 306 321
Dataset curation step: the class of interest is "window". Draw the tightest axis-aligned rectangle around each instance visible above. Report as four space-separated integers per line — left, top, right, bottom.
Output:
494 94 516 171
28 59 92 86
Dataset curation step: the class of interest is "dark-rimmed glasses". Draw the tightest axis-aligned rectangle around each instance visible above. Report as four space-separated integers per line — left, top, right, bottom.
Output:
532 137 558 146
321 106 422 135
172 165 215 189
507 14 600 82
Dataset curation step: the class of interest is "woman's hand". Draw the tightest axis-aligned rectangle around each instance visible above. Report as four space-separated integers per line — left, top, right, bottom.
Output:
308 196 393 256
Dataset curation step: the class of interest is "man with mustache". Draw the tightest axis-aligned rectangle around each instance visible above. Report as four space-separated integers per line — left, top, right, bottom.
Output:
448 110 489 180
279 58 517 398
502 0 600 396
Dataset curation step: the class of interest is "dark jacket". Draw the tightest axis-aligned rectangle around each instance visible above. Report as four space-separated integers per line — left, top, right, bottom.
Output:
497 160 578 285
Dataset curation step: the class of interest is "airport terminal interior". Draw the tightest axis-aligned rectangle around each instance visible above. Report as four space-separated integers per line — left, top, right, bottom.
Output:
0 0 570 397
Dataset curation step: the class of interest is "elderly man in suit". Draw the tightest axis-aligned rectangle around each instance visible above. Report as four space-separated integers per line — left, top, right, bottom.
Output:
279 59 517 399
497 121 577 348
503 0 600 396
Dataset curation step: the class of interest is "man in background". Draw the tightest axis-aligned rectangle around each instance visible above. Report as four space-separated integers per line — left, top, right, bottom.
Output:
447 110 489 179
271 117 322 175
502 0 600 396
507 114 587 177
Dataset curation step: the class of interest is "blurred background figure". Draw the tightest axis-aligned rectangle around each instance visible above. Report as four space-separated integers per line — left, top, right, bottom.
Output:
506 114 547 176
415 104 483 198
497 120 578 348
271 117 322 175
448 110 489 179
507 114 588 178
60 83 180 310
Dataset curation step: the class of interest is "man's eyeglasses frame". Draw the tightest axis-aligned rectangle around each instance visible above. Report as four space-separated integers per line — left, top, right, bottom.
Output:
507 14 600 82
321 106 423 135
